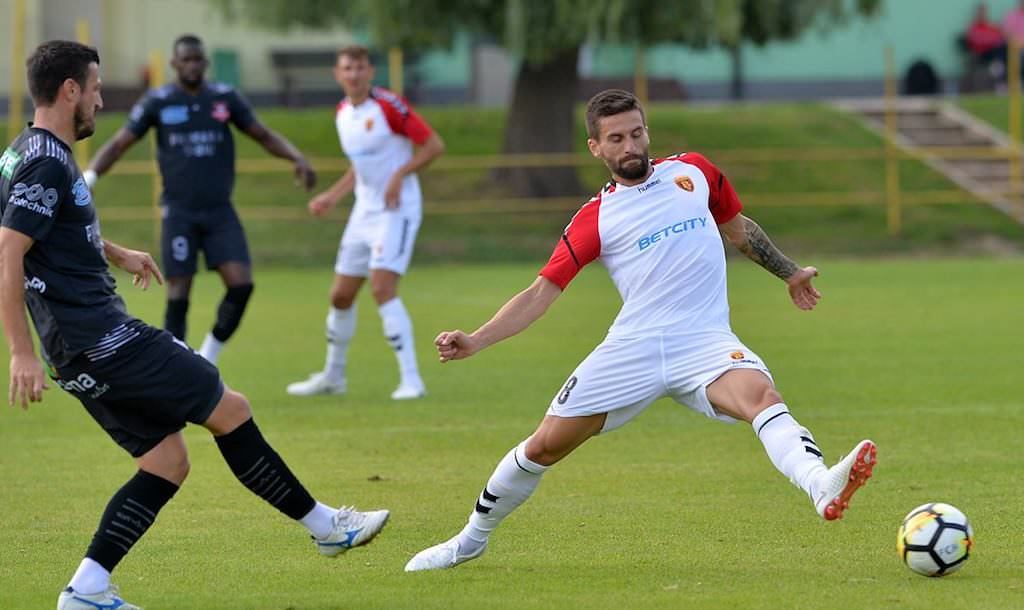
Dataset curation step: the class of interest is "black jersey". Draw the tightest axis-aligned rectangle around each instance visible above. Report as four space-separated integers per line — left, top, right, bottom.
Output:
125 82 256 211
0 127 133 367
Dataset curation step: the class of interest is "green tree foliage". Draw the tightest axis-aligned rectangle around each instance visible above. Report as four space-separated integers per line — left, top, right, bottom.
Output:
210 0 880 196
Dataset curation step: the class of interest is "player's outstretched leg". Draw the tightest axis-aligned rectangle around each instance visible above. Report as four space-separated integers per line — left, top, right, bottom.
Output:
207 390 389 553
287 305 353 396
814 439 877 520
405 440 548 571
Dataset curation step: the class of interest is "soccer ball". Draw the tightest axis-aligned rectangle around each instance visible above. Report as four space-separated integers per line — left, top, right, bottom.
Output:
897 502 974 577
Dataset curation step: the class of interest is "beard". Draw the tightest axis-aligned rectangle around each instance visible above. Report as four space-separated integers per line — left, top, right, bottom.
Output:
73 104 95 140
612 155 650 181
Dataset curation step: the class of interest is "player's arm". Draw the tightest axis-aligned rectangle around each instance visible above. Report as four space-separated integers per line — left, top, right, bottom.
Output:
0 228 47 408
384 130 444 209
84 128 140 187
102 240 164 290
308 166 356 217
241 120 316 191
719 213 821 311
435 276 562 362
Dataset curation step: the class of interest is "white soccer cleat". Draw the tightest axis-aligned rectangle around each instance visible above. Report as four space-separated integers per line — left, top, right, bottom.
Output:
404 535 487 572
57 585 141 610
286 372 347 397
314 506 390 556
390 380 426 401
814 439 877 520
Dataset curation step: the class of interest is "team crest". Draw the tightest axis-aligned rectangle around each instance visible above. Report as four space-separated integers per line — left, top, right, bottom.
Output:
365 118 375 131
211 101 230 122
674 175 694 192
730 351 745 360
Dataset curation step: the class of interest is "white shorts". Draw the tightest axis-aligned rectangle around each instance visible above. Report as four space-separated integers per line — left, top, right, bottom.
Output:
334 207 421 277
546 331 773 433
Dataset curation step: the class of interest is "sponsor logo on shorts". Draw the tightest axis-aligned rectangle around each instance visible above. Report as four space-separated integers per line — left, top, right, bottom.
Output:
637 216 708 251
731 351 745 360
674 175 695 192
24 276 46 293
9 182 59 217
56 373 110 399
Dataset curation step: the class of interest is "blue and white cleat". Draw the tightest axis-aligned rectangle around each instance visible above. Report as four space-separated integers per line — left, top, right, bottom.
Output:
404 535 487 572
57 585 141 610
315 506 390 556
815 439 877 520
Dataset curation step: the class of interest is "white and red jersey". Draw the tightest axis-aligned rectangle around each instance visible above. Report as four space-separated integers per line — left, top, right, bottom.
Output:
540 153 743 339
335 87 433 213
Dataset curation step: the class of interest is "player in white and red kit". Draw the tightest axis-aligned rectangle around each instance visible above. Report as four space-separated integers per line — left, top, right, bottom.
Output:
405 90 877 571
287 45 444 400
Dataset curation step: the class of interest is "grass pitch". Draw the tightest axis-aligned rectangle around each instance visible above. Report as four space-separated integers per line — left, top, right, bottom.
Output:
1 259 1021 609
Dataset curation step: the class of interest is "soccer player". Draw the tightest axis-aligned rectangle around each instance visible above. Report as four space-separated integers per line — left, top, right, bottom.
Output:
84 34 317 365
286 45 445 401
1 41 387 610
404 89 877 571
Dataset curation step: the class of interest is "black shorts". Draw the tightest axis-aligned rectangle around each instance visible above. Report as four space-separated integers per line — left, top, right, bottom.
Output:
161 205 251 277
54 321 225 457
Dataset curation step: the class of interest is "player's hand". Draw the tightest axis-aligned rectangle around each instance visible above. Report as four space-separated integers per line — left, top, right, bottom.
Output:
308 191 338 217
384 175 403 210
435 330 480 363
294 158 317 191
114 248 164 290
786 266 821 311
8 353 48 409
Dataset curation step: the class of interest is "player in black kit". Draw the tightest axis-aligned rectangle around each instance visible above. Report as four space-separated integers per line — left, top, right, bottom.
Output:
85 34 316 364
1 41 386 610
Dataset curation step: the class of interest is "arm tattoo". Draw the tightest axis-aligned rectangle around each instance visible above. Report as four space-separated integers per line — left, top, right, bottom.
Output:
736 217 799 281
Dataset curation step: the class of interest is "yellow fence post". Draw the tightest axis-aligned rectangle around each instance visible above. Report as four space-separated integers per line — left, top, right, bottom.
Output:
883 45 902 237
1008 38 1022 219
75 18 91 163
148 51 164 251
388 47 403 96
7 0 27 144
634 46 648 108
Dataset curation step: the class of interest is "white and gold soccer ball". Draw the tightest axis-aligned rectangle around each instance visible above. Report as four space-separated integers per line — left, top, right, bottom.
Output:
897 502 974 577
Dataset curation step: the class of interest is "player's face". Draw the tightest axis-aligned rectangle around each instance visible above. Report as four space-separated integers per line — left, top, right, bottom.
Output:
334 55 374 99
171 43 208 89
588 110 650 183
73 63 103 141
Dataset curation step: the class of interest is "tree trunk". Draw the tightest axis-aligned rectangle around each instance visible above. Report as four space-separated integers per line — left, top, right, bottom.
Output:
729 44 744 100
493 46 583 198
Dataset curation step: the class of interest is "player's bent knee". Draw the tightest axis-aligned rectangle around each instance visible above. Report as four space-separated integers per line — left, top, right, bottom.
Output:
370 284 397 305
330 291 355 310
203 389 254 435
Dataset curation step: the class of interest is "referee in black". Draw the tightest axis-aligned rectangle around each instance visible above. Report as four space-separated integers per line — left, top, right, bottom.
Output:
1 41 387 610
85 34 316 364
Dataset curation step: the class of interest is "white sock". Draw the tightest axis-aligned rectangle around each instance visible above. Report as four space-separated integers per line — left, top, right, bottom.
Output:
752 403 828 498
377 298 421 386
198 333 224 365
325 306 356 380
299 501 338 540
457 440 549 554
68 557 110 595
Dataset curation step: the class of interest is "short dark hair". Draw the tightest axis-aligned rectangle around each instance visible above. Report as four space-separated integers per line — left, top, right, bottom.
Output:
26 40 100 105
337 45 371 63
585 89 645 139
173 34 203 54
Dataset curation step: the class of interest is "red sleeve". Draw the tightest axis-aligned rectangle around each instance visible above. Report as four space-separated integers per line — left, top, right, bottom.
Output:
680 152 743 224
374 89 433 145
539 196 602 290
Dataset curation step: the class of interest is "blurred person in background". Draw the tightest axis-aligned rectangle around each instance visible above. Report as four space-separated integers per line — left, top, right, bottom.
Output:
966 3 1008 79
286 45 445 401
85 34 316 365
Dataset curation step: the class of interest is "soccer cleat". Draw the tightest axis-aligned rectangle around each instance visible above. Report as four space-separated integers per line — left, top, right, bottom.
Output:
314 506 390 556
286 372 347 397
814 439 877 520
404 535 488 572
390 381 426 401
57 585 141 610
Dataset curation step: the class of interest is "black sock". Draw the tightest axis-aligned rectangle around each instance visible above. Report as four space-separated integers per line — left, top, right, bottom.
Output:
164 298 189 340
85 471 179 572
214 418 316 520
211 284 254 342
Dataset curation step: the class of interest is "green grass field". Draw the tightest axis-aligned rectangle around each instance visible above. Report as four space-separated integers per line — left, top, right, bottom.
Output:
1 260 1022 609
